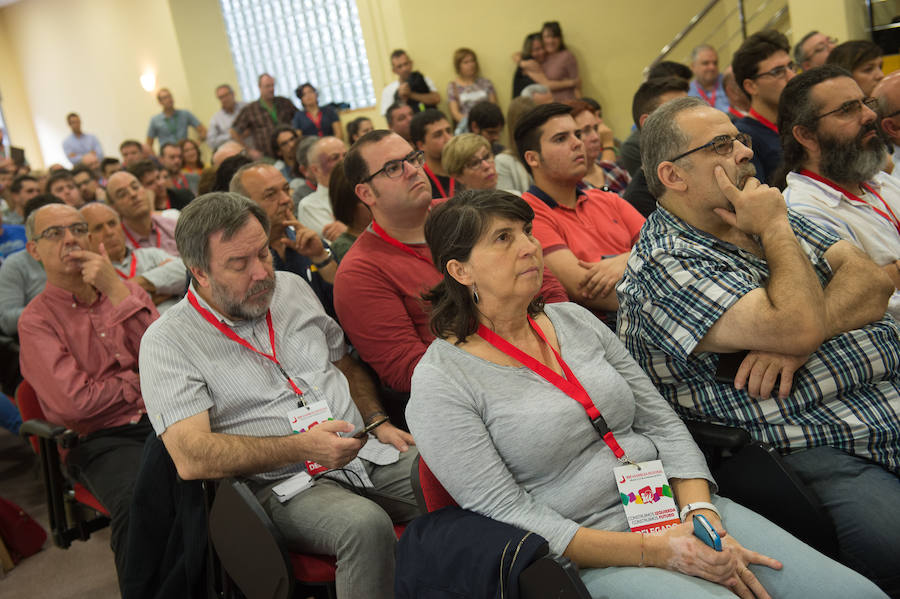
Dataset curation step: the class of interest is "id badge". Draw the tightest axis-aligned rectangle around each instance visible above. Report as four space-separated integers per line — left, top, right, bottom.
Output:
287 400 334 476
614 459 680 533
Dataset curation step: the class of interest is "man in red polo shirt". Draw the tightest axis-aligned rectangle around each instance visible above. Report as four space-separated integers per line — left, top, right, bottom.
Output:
515 103 645 324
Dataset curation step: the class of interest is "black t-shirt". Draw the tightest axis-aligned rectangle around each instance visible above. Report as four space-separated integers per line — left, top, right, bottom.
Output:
512 67 536 98
623 168 658 219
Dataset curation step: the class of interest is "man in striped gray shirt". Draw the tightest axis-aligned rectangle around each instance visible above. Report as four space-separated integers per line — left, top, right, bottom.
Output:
139 193 418 599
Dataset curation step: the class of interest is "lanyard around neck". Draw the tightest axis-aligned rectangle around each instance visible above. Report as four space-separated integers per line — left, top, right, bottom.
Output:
749 108 778 133
260 99 278 124
122 223 161 248
187 290 304 398
799 169 900 236
114 251 137 279
696 85 717 108
422 163 455 199
371 221 435 267
476 316 625 459
306 110 324 135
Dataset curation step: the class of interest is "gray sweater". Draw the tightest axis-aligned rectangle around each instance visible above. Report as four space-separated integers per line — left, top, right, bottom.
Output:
407 302 713 555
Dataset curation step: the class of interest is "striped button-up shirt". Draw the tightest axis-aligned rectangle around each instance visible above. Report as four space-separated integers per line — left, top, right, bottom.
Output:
616 206 900 473
139 271 366 482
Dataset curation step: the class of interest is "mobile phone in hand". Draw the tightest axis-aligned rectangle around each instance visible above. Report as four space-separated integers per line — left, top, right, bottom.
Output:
350 417 389 439
285 225 296 241
693 514 722 551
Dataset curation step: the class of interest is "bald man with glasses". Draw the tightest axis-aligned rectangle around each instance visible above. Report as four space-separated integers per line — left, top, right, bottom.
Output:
19 203 159 588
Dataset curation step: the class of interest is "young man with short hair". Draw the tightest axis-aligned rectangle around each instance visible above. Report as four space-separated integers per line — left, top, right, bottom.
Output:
409 109 454 200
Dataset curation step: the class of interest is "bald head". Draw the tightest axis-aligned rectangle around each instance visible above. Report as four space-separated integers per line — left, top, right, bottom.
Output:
875 72 900 145
80 202 127 259
213 140 245 167
106 171 150 220
80 201 119 224
309 136 348 183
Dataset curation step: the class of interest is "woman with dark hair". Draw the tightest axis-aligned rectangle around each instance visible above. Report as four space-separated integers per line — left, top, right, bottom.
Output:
406 191 884 599
826 41 884 96
540 21 580 101
178 138 204 175
328 159 371 262
513 33 579 99
448 48 498 134
269 124 301 184
566 100 630 195
292 83 343 139
347 117 374 144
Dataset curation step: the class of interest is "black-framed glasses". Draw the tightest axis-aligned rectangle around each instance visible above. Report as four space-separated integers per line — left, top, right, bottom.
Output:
464 152 494 170
751 62 797 80
667 133 752 163
361 150 425 183
814 97 879 122
34 222 89 242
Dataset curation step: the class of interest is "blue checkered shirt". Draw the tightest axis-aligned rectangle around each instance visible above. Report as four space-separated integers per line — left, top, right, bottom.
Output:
616 206 900 473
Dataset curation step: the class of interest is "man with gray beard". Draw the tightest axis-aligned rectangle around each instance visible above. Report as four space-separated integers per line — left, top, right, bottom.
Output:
780 65 900 320
617 96 900 596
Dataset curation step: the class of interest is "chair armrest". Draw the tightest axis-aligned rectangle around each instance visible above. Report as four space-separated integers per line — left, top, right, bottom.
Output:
684 419 751 450
19 418 80 448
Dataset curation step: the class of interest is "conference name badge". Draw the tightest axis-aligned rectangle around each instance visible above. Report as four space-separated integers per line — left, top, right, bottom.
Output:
287 400 334 476
614 459 680 533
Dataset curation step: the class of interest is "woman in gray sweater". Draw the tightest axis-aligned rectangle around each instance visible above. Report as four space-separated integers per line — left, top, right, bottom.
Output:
406 190 883 599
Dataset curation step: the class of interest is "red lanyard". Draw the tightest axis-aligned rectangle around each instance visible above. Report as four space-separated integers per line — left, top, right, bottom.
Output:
749 108 778 133
799 169 900 236
696 85 717 108
114 251 137 279
122 223 161 248
186 290 304 398
371 221 435 267
728 106 747 120
307 110 324 136
173 174 188 190
422 163 455 199
476 317 626 459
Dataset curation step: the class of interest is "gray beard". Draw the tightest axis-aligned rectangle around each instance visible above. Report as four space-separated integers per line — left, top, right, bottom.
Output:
818 134 886 184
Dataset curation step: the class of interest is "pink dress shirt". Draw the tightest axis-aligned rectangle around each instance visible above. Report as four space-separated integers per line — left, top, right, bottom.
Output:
19 280 159 435
121 213 179 257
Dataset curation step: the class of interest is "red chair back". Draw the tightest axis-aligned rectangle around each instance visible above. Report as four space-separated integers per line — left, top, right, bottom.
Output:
15 380 42 454
418 458 458 513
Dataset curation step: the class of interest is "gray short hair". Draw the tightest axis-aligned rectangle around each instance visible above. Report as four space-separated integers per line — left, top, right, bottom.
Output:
641 96 707 199
690 44 716 63
24 209 39 241
521 83 550 99
228 161 270 198
295 136 318 169
175 192 270 274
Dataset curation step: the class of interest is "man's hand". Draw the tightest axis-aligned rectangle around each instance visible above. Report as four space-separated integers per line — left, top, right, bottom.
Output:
322 221 348 241
397 82 411 100
70 243 130 304
734 350 809 399
299 420 366 469
577 254 629 299
713 166 787 237
372 422 415 452
281 219 325 258
597 119 615 149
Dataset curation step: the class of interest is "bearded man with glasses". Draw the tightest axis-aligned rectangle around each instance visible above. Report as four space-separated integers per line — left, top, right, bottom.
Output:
18 203 160 589
618 96 900 598
334 130 567 396
732 30 797 184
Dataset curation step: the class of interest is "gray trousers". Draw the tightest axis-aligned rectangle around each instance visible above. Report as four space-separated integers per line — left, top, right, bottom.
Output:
255 447 420 599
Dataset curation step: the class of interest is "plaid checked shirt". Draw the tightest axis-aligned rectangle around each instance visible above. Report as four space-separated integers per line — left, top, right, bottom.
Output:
616 206 900 473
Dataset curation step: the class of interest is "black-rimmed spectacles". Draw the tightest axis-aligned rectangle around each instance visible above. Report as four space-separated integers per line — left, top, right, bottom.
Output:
813 97 879 122
34 222 89 242
666 133 752 163
361 150 425 183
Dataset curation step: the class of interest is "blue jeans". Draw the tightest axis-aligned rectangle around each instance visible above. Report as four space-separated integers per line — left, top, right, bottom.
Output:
580 496 885 598
782 446 900 597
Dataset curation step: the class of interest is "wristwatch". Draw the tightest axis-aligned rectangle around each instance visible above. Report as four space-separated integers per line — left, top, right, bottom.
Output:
312 247 333 269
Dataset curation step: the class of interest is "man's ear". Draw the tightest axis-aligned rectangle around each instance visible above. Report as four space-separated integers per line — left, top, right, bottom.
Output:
657 161 688 193
792 123 819 155
524 149 541 171
190 266 210 289
446 258 473 286
25 241 41 264
880 117 900 140
355 183 375 208
638 114 650 129
741 77 757 100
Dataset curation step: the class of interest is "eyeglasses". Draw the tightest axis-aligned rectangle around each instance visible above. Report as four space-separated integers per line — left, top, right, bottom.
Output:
667 133 753 163
464 152 494 170
751 62 797 80
813 97 879 122
809 37 838 57
34 222 89 242
361 150 425 183
278 136 298 148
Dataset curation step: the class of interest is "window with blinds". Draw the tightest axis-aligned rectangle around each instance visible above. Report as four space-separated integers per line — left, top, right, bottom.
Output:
219 0 376 109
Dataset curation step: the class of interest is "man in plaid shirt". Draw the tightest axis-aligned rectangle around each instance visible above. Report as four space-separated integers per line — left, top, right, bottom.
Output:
617 96 900 596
